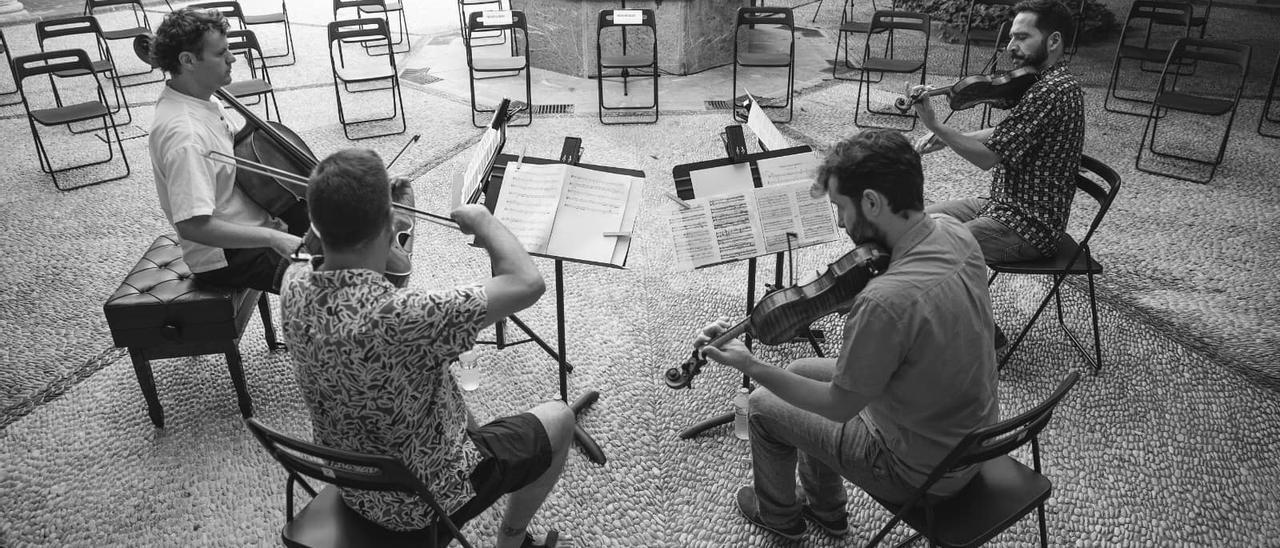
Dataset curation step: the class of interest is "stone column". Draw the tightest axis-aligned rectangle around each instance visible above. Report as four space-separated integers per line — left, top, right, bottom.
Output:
0 0 31 21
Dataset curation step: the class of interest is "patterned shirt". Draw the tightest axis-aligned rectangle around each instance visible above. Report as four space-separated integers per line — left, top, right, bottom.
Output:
983 61 1085 258
280 263 487 531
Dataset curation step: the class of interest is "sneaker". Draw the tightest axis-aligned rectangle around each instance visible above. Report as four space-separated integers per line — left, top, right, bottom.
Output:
735 486 806 540
801 504 849 537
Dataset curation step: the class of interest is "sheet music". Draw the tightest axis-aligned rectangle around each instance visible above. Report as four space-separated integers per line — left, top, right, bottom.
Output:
745 91 791 152
754 185 802 253
458 126 503 207
546 168 635 262
669 201 719 271
689 163 753 198
492 163 567 254
707 192 765 262
756 152 818 187
793 183 840 244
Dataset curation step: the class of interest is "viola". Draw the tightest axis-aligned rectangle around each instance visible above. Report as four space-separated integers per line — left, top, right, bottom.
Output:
665 243 891 390
893 66 1040 114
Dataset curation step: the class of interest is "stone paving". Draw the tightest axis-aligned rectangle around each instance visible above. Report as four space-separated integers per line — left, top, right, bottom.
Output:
1 0 1279 546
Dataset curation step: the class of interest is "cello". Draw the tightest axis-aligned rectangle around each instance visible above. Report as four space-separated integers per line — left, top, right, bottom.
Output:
133 33 418 286
665 243 891 390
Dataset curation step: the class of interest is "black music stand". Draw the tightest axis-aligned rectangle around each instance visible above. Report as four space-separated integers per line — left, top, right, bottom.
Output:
476 137 644 465
672 128 825 439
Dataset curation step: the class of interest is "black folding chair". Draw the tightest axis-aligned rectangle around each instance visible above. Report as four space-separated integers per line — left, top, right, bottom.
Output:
1136 38 1250 184
465 10 531 128
223 29 280 121
457 0 508 45
732 7 796 123
853 10 930 130
1103 0 1191 116
244 418 474 548
1259 51 1280 138
327 18 407 140
0 28 22 107
1141 0 1213 74
959 0 1017 76
597 8 658 125
990 155 1121 373
334 0 410 56
35 16 133 130
11 49 131 191
867 372 1081 548
84 0 163 86
831 0 891 83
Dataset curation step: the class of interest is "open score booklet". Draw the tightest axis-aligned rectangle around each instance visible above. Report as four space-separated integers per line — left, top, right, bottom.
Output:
669 150 840 270
492 162 643 267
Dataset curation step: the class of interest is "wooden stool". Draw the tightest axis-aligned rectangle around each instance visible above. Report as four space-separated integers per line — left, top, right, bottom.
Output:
103 234 281 428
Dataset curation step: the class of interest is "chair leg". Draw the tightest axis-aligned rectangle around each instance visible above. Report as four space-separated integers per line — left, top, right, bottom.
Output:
1037 503 1049 547
258 294 285 351
998 274 1067 370
225 344 255 419
129 348 165 428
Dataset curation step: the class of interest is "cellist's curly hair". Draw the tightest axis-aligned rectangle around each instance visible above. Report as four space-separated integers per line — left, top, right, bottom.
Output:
813 129 924 215
150 8 229 75
309 149 392 252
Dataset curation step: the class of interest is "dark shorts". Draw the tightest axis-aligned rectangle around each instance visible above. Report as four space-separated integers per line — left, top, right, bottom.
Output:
193 247 292 294
445 412 553 529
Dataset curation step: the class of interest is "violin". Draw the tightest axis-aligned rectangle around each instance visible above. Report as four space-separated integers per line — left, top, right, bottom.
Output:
894 66 1039 114
665 243 891 390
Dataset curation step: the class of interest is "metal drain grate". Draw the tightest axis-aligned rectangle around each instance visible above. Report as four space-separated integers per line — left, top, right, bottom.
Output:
400 68 441 85
705 100 733 110
530 103 574 115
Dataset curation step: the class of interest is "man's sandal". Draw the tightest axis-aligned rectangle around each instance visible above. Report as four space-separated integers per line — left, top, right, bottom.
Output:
520 529 559 548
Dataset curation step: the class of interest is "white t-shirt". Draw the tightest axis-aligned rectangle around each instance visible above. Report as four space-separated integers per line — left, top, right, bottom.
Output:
149 85 280 272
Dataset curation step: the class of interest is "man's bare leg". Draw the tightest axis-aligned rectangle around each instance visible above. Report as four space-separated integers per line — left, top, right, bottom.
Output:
494 401 575 548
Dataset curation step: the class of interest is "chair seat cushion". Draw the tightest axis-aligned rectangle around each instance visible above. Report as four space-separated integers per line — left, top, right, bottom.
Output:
737 52 792 67
862 57 924 73
887 456 1052 548
472 56 527 72
30 101 109 125
103 234 256 349
282 486 434 548
224 79 274 98
101 26 150 41
990 233 1102 275
244 12 286 24
1155 91 1235 116
601 53 656 68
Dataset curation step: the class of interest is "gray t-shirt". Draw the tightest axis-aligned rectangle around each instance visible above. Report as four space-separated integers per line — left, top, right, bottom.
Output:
833 214 1000 495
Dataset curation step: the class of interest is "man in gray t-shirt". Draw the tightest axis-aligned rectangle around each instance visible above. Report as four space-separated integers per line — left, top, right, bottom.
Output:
696 130 999 541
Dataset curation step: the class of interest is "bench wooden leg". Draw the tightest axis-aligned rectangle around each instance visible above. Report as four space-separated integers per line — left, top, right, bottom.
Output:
128 348 165 428
257 294 286 351
225 345 254 419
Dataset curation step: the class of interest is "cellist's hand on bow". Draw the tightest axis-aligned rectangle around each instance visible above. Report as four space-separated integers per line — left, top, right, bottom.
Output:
695 317 756 373
450 204 493 247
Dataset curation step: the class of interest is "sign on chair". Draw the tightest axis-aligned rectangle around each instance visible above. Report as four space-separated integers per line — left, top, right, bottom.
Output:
482 10 513 26
612 9 644 25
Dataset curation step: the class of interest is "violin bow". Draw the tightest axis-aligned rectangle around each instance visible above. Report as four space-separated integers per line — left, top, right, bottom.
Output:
204 151 461 231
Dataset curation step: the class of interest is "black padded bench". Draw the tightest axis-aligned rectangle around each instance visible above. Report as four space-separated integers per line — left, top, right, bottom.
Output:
103 234 281 428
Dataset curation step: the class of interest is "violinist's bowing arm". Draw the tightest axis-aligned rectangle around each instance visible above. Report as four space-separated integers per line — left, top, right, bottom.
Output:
176 215 301 258
696 318 871 423
911 93 1001 170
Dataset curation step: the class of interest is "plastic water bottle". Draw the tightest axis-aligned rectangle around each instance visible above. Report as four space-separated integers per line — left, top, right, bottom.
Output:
455 350 480 391
733 388 750 440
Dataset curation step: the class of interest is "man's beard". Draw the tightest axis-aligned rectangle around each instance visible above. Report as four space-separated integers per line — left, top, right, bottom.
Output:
847 208 886 248
1012 42 1049 69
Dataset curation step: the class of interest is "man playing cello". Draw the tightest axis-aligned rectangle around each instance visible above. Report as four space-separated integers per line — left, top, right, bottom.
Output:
911 0 1085 346
147 7 307 293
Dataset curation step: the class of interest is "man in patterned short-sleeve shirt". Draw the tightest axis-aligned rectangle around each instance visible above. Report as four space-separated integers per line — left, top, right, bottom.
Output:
911 0 1084 264
281 149 573 548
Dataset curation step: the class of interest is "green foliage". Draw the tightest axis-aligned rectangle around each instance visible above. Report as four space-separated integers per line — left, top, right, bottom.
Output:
895 0 1117 45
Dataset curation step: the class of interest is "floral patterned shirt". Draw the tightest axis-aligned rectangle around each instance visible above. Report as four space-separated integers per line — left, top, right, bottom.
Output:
280 263 487 531
983 61 1085 258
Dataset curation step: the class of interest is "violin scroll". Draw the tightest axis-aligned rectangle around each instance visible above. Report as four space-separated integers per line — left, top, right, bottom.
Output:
665 350 705 390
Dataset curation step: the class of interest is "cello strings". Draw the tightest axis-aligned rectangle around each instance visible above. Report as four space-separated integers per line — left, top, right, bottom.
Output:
203 151 461 231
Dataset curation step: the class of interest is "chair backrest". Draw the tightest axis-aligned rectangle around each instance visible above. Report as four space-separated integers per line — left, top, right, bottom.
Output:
941 371 1080 476
187 1 247 24
11 49 98 83
334 0 388 14
736 6 795 29
226 29 268 77
869 10 931 33
36 15 107 44
598 8 656 30
1124 0 1192 29
1165 37 1250 72
86 0 145 9
466 9 527 34
244 418 473 548
329 17 392 47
